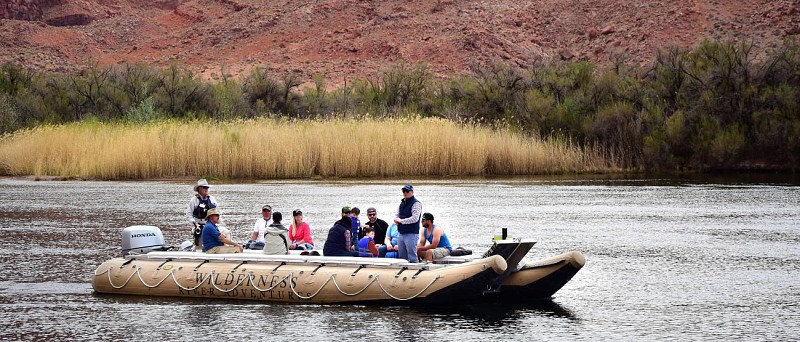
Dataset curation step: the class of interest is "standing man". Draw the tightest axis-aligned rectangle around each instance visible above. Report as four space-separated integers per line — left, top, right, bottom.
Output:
201 208 242 254
394 184 421 263
364 207 388 246
417 213 452 263
186 179 218 250
245 205 272 250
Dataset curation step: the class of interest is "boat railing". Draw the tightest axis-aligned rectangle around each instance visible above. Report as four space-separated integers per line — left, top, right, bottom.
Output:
132 251 456 270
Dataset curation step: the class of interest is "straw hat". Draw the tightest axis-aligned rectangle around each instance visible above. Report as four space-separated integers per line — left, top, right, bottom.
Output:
206 208 220 218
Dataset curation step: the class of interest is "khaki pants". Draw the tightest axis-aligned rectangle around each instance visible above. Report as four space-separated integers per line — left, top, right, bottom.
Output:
205 245 242 254
430 247 451 260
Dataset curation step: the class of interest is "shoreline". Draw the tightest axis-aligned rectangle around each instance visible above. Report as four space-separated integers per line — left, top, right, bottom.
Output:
4 171 797 186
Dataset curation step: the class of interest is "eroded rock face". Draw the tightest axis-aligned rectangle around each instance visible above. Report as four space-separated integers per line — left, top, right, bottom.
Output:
45 13 93 26
1 0 798 83
2 0 95 26
1 0 64 21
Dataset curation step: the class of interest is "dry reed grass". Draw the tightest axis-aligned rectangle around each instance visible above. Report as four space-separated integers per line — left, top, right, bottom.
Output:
0 118 620 179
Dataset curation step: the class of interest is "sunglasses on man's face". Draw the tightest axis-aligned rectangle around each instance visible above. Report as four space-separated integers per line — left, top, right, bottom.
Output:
368 213 376 216
402 189 410 193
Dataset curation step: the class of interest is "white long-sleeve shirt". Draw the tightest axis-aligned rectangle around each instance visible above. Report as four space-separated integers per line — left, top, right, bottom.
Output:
396 201 422 225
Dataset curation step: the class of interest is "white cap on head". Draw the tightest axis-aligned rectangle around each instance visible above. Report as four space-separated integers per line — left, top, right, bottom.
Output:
195 179 212 192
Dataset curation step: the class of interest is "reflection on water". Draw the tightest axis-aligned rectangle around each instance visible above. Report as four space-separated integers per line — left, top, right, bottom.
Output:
0 176 798 340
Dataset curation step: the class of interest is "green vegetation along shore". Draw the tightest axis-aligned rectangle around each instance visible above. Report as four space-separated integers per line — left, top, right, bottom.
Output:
1 39 798 178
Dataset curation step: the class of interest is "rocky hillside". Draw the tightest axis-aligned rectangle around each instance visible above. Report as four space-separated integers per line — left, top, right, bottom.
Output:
1 0 798 85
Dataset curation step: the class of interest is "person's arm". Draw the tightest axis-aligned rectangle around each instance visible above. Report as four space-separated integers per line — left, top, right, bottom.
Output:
384 235 393 249
369 240 379 257
397 202 422 224
186 197 197 225
219 234 241 248
417 230 426 249
209 196 219 209
418 228 442 252
295 223 308 245
344 230 352 252
251 220 260 240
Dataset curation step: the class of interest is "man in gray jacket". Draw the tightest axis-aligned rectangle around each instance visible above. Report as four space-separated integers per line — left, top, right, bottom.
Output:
263 212 289 255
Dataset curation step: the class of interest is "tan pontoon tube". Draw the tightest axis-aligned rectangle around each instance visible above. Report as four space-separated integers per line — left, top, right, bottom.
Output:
92 253 508 305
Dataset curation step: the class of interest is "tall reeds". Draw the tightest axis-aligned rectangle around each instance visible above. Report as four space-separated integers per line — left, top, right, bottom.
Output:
0 118 618 179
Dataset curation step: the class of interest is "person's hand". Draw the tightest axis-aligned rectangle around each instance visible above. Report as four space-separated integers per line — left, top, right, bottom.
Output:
393 217 401 224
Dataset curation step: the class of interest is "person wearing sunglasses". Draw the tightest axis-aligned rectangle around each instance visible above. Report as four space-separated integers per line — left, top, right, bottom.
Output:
393 184 421 263
364 207 388 248
288 209 314 251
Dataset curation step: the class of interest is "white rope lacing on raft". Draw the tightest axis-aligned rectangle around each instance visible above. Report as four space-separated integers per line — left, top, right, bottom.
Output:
94 262 443 301
247 272 293 292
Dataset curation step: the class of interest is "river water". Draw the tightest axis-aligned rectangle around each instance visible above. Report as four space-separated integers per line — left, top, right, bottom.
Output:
1 176 798 341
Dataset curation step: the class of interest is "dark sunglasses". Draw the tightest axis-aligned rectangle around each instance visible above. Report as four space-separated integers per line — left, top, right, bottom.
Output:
402 189 410 193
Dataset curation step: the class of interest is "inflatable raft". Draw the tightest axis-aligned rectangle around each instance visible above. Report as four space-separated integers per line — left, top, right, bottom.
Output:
91 226 585 304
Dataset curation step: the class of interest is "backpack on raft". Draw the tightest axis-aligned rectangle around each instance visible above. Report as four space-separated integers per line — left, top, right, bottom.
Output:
449 246 472 256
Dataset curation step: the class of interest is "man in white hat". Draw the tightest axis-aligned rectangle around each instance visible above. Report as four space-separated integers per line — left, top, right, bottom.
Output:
201 208 242 253
185 179 219 249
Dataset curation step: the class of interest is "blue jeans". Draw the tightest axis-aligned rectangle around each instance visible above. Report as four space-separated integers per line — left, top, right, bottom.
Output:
397 233 418 263
378 245 398 258
244 240 265 250
291 243 314 250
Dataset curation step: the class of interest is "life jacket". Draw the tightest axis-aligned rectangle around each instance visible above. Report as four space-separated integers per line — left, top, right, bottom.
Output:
192 195 216 220
358 236 375 257
397 196 420 235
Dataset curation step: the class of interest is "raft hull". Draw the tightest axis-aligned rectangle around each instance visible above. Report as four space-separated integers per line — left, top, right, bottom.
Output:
498 251 585 300
91 252 507 305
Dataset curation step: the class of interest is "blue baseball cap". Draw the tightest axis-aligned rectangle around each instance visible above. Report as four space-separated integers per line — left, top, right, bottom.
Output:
402 184 414 191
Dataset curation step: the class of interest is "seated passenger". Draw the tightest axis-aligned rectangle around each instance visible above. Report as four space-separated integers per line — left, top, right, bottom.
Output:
378 223 399 258
244 204 272 250
202 208 243 254
364 207 388 243
416 213 452 263
263 212 289 255
323 207 359 257
288 209 314 250
357 227 380 257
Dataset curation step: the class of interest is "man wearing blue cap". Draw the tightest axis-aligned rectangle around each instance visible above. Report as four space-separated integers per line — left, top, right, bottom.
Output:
394 184 421 263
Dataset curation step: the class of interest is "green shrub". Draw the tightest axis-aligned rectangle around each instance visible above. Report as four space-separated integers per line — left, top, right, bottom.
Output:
1 38 799 171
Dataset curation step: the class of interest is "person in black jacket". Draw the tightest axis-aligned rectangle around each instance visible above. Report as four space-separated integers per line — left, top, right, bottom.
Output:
323 206 359 257
363 207 388 244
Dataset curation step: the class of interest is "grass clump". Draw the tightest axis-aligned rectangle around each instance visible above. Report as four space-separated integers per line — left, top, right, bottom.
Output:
0 118 614 179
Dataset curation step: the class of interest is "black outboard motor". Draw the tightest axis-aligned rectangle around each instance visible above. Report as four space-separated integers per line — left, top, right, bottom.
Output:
482 229 537 293
121 226 167 256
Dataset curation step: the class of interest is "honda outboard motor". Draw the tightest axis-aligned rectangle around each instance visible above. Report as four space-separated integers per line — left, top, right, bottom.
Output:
121 226 166 256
